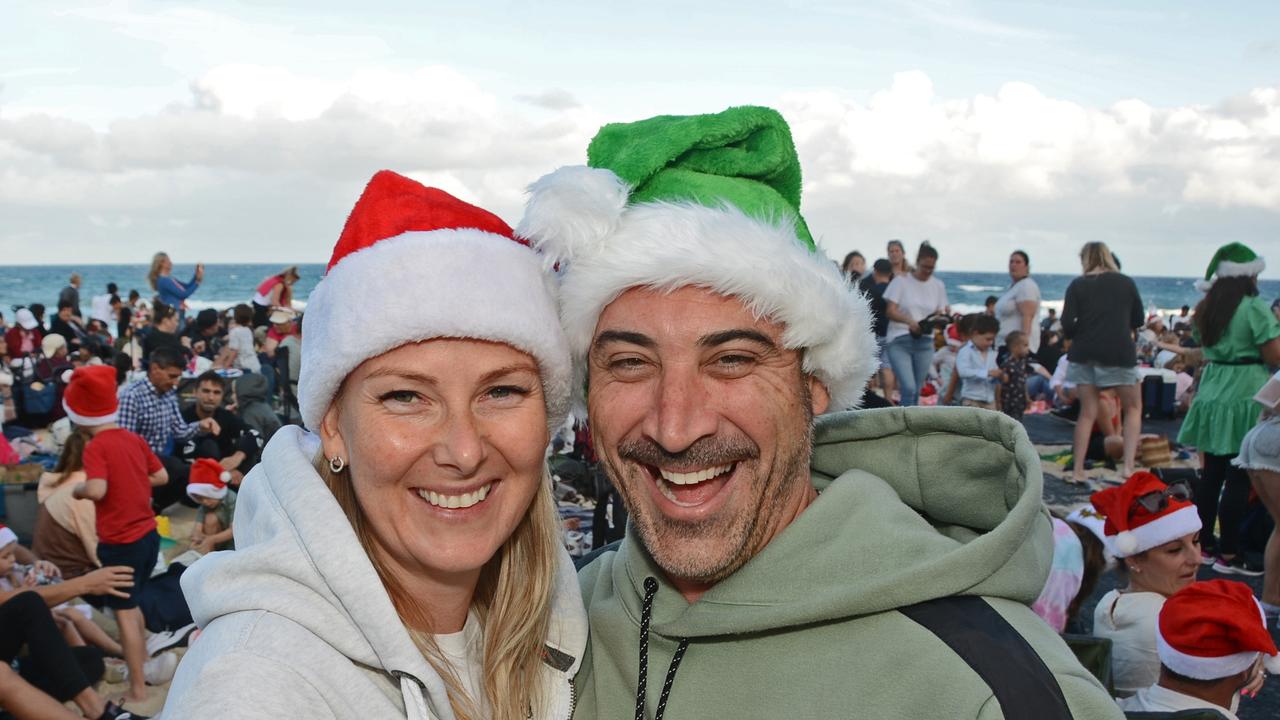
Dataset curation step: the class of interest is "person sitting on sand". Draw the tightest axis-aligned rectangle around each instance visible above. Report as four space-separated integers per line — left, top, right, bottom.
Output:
186 459 236 553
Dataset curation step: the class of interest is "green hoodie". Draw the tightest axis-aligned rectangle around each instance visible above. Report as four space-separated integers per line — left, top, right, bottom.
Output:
575 407 1122 719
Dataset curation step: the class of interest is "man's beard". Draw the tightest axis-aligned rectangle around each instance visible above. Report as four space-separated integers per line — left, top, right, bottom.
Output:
603 417 815 586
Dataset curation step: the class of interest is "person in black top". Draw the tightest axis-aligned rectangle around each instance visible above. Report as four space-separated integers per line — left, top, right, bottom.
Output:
48 301 90 354
141 302 188 366
178 371 263 484
184 309 224 362
858 258 895 399
1060 241 1144 483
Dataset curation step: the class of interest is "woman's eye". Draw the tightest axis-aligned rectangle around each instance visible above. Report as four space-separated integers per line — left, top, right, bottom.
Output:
487 385 530 400
380 390 420 404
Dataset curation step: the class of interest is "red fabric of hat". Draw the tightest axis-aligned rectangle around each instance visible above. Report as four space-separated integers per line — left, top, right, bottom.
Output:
328 170 524 271
1089 471 1200 557
62 365 119 426
1157 580 1280 679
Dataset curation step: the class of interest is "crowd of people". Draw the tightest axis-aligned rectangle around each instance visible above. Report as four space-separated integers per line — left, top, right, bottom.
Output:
0 105 1278 719
0 258 303 718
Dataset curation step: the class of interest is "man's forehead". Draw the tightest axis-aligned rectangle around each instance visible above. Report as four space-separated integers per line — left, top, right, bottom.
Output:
593 285 785 345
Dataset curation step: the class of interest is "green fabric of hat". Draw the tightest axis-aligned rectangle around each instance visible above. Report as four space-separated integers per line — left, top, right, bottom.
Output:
1197 242 1265 291
586 105 814 248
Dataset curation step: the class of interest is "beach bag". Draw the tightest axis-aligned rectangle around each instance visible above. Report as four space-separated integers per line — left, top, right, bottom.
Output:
1139 436 1172 468
16 356 58 417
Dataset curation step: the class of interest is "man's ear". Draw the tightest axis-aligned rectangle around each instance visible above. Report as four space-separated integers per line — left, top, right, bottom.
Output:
807 375 831 416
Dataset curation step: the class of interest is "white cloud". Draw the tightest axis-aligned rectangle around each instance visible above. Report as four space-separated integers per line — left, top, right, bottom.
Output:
0 63 1277 275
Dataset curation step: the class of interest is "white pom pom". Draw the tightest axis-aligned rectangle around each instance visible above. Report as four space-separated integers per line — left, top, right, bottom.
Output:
516 165 631 268
1115 531 1139 556
1265 652 1280 675
1193 279 1213 293
219 471 232 482
60 369 74 384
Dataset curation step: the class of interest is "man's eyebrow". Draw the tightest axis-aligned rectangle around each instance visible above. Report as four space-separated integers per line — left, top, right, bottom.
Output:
592 330 656 350
698 329 777 349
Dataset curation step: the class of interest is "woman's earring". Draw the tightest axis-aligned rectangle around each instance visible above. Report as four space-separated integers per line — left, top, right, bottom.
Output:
328 456 346 473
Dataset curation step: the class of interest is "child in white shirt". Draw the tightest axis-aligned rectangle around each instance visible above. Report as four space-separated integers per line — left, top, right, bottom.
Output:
956 315 1001 409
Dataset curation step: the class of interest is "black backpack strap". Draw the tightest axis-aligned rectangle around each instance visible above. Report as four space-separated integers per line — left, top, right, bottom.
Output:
899 595 1073 720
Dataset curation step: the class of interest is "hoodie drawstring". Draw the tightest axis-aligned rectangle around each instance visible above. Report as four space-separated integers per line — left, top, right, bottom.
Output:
635 577 689 720
397 672 438 720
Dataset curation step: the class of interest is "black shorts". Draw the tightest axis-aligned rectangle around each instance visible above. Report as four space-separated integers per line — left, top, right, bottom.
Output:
95 530 159 610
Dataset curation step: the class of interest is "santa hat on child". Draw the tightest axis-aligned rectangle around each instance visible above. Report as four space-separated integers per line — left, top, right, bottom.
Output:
517 106 877 412
298 171 571 433
0 524 16 548
1089 471 1201 558
186 459 232 501
62 365 119 426
1196 242 1265 292
1157 580 1280 678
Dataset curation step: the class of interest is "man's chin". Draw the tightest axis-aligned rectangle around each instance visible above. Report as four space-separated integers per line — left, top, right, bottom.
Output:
633 512 750 586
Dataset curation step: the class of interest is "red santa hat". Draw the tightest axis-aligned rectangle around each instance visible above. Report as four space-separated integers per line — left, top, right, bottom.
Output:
62 365 119 426
0 524 16 548
1157 580 1280 679
298 171 571 434
1089 471 1201 558
187 459 232 501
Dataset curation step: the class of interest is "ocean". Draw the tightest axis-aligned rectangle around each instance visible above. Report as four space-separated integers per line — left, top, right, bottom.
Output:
1 264 1276 323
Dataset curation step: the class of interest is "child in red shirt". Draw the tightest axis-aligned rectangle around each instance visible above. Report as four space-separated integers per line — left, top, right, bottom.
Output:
66 366 169 703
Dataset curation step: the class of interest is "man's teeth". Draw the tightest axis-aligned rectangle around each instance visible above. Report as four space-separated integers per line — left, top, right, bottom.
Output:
658 464 733 486
418 483 491 509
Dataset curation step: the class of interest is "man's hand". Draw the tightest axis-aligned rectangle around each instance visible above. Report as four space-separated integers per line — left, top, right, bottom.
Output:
34 560 61 581
78 566 134 599
989 368 1003 379
198 417 221 436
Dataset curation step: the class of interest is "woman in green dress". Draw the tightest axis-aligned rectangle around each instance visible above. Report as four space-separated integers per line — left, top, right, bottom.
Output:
1178 243 1280 575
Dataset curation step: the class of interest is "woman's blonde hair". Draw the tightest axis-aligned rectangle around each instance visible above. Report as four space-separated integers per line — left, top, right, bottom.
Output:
315 424 560 720
1079 242 1119 274
147 252 170 290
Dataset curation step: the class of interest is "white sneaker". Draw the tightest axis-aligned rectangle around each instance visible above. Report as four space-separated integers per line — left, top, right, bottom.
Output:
146 623 197 657
143 651 178 685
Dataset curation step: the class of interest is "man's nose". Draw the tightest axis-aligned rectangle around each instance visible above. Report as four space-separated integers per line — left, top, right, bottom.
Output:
642 364 718 454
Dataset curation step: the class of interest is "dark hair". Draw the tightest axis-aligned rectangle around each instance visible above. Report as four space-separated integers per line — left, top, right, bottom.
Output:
107 282 118 294
1047 307 1057 315
1161 665 1232 687
1181 304 1190 312
917 241 938 262
112 351 131 385
196 370 226 391
116 307 133 340
149 345 186 370
57 300 74 311
128 289 140 301
152 301 176 324
29 303 44 318
1194 276 1258 348
970 314 999 335
841 251 865 273
1011 250 1029 268
872 258 893 275
984 295 998 306
1063 520 1107 628
956 313 982 336
233 303 254 327
1006 330 1028 347
53 429 91 476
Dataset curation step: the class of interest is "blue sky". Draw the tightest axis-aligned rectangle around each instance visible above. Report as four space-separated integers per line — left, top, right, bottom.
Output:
2 1 1278 276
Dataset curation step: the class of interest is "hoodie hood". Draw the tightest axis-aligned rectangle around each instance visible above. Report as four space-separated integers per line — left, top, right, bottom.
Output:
610 406 1053 639
181 425 587 719
234 372 271 404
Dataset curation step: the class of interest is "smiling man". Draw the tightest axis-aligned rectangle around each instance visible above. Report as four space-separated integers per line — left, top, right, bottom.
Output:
520 106 1121 719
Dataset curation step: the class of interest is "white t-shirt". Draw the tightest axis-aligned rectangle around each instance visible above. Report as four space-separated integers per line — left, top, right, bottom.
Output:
883 274 948 343
433 613 488 717
90 293 115 326
226 325 261 373
1119 684 1238 719
994 277 1041 353
1093 589 1166 697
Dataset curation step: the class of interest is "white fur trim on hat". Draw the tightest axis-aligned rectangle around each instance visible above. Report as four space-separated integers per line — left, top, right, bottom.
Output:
0 526 16 547
1197 257 1266 292
61 399 118 427
519 166 631 269
521 170 877 413
1156 628 1262 680
1106 504 1201 558
299 229 571 435
187 482 229 501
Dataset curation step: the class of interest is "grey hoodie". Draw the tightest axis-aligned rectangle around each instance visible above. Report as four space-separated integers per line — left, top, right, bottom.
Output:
234 373 281 443
162 426 587 720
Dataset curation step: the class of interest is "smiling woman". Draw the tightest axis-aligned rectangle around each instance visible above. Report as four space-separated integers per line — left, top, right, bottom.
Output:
161 171 585 720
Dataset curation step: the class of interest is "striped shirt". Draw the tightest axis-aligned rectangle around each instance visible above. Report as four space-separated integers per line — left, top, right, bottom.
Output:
118 377 199 456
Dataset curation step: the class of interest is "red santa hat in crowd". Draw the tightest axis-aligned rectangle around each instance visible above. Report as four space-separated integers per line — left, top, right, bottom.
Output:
62 365 119 426
298 171 570 434
1156 580 1280 679
1089 471 1201 558
187 458 233 501
0 524 16 548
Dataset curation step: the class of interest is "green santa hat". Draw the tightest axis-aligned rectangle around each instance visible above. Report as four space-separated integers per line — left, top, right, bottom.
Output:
1197 242 1266 292
517 105 876 412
